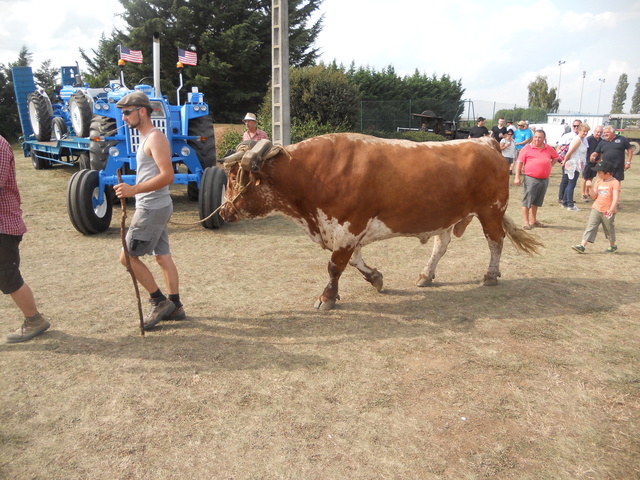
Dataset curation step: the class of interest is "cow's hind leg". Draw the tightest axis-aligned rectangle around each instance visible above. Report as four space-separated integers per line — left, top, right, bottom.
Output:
314 247 354 310
478 213 505 286
417 229 452 287
349 246 383 292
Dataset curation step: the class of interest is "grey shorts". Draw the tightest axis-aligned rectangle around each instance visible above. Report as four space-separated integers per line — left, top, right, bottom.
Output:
125 204 173 257
0 234 25 295
521 175 549 208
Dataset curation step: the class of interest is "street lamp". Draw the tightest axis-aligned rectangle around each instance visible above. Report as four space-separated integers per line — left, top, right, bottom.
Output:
579 71 586 113
558 60 566 107
597 78 606 114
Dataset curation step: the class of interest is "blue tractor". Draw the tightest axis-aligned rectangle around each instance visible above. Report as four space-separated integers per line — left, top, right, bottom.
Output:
66 35 226 234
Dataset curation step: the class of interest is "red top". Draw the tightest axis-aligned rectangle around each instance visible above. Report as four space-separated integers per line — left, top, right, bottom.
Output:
243 129 269 142
0 135 27 236
518 143 559 179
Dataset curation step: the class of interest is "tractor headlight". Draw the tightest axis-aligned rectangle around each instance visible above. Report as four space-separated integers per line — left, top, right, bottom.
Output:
193 105 200 112
181 146 191 157
109 147 120 157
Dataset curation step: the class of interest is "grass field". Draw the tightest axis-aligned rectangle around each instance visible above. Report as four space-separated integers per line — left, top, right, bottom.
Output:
1 139 638 479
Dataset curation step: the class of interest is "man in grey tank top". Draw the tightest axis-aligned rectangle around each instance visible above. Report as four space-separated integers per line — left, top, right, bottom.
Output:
114 91 185 329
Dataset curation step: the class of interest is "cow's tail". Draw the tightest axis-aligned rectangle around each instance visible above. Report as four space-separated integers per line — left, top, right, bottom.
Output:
502 214 544 255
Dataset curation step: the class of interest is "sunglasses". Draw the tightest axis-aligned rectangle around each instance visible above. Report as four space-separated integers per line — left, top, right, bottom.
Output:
122 106 142 116
572 124 580 128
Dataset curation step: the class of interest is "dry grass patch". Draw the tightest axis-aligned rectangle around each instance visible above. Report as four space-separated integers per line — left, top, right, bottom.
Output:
0 144 638 479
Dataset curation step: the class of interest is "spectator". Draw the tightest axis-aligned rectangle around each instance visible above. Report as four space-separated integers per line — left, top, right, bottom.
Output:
557 120 582 205
572 161 620 254
561 123 590 211
1 135 50 343
500 130 516 174
513 120 533 159
491 117 507 143
242 113 269 142
468 117 489 138
590 125 633 183
580 125 603 201
506 119 516 132
513 129 559 229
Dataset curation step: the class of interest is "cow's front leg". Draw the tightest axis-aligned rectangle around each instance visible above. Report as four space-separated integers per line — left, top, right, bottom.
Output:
314 247 354 310
417 229 452 287
349 246 383 292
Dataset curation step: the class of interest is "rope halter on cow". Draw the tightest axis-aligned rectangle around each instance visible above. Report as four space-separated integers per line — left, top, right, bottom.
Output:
220 139 290 213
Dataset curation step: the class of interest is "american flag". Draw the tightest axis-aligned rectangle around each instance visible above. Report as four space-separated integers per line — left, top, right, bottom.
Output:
178 48 197 66
119 45 143 64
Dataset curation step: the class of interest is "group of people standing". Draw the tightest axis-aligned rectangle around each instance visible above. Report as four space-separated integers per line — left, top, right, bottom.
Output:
467 114 633 253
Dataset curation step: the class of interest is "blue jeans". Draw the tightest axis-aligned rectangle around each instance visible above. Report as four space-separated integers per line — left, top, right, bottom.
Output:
561 171 578 208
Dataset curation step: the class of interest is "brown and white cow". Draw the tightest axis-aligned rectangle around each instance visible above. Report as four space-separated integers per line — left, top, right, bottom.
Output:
220 133 541 310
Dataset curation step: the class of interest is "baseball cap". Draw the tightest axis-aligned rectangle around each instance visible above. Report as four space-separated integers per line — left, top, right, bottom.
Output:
591 161 614 173
116 91 152 110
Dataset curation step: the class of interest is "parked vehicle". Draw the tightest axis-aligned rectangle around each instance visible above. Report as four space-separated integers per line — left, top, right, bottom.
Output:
12 35 226 235
607 114 640 155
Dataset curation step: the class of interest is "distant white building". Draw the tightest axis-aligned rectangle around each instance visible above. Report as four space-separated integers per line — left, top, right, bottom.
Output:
547 113 608 128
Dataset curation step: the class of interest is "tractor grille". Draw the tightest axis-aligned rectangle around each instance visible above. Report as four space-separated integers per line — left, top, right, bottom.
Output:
129 119 168 153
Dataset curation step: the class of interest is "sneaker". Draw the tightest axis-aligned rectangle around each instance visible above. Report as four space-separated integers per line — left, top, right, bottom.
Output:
572 244 586 254
6 314 50 344
143 299 176 330
567 206 582 212
605 245 618 253
165 305 186 321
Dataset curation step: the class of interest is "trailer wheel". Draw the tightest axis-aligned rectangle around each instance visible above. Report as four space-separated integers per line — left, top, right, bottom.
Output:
28 92 53 141
30 152 50 170
198 166 226 229
67 169 113 235
53 117 68 140
89 115 117 170
187 116 216 200
78 152 91 170
629 141 640 156
69 91 93 137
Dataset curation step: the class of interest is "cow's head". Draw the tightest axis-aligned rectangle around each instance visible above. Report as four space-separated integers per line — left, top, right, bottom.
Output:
219 140 288 222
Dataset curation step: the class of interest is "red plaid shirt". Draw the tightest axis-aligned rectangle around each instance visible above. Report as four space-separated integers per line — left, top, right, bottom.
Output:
0 135 27 236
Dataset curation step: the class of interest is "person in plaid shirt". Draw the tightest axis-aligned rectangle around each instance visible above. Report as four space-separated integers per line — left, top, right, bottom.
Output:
0 135 50 343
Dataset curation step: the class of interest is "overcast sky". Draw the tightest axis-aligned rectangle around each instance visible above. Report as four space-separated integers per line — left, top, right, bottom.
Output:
2 0 639 120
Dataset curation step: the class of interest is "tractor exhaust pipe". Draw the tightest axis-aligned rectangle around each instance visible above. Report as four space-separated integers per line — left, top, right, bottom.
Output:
153 32 161 97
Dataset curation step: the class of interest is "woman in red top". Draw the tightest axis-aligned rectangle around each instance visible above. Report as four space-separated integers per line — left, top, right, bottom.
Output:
513 130 560 230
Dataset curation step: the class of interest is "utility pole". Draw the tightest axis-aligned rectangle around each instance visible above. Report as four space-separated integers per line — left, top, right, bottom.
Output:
579 71 586 113
557 60 566 107
272 0 290 145
597 78 606 114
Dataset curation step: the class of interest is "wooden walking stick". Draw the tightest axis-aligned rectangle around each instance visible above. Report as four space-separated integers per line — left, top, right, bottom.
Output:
117 169 145 336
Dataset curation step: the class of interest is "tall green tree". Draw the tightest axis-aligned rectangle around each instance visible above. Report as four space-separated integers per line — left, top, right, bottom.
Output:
610 73 628 114
630 77 640 114
82 0 322 122
527 75 559 113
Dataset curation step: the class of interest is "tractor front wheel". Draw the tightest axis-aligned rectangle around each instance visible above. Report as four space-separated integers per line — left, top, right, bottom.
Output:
66 169 113 235
198 166 226 229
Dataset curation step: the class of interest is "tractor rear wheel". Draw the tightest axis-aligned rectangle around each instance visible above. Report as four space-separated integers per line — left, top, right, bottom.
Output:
28 92 53 141
629 140 640 156
187 115 216 200
66 169 113 235
53 117 68 140
78 151 91 170
89 115 117 170
198 166 226 229
69 91 93 137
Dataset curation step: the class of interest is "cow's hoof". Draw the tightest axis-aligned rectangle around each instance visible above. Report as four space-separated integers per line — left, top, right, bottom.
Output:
416 275 434 287
371 273 384 292
482 277 499 286
314 298 336 310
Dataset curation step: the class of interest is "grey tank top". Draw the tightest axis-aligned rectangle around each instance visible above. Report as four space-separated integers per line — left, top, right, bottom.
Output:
135 128 172 209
